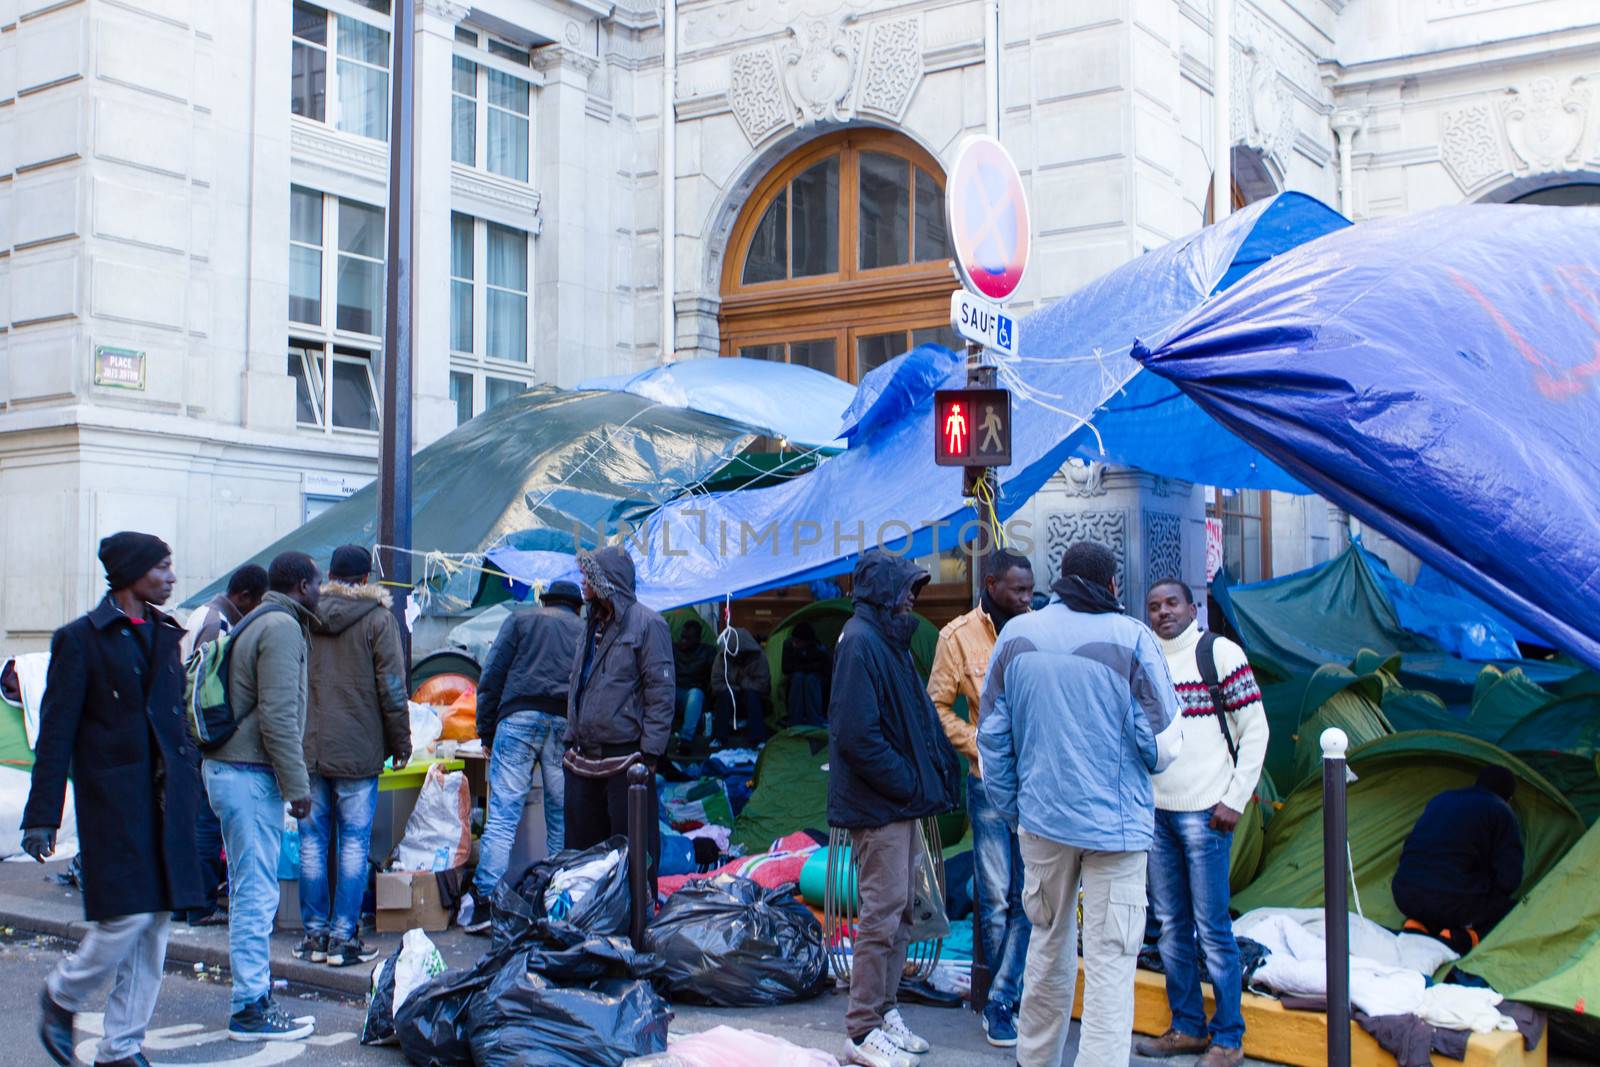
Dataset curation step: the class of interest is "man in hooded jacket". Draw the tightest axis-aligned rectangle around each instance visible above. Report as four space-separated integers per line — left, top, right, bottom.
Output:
828 550 960 1067
294 545 411 968
563 546 674 887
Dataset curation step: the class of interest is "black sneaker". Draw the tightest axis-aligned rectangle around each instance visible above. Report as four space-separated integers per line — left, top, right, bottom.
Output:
227 996 315 1042
291 933 327 963
38 988 74 1066
324 938 380 967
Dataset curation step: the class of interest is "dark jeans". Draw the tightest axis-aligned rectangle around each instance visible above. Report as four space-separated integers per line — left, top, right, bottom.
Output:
786 672 827 727
192 796 226 916
1149 808 1245 1048
712 688 767 746
563 765 660 894
1393 880 1515 934
968 774 1029 1008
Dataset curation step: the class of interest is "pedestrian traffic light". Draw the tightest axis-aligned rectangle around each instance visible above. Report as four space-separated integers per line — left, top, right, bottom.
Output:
934 388 1012 467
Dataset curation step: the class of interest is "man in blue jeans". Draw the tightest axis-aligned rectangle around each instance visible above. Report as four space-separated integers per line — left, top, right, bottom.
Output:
927 550 1035 1047
294 545 411 967
204 551 322 1042
460 580 584 932
1137 579 1269 1067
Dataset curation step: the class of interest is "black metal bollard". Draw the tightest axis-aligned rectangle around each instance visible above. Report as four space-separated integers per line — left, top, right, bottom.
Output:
627 762 652 950
1321 727 1351 1067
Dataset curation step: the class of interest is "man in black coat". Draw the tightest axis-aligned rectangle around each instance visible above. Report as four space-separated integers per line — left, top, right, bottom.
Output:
1393 765 1525 942
22 532 205 1066
828 550 960 1067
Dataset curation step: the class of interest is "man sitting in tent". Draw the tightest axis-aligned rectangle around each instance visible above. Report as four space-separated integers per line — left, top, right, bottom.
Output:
781 622 831 728
1392 766 1524 946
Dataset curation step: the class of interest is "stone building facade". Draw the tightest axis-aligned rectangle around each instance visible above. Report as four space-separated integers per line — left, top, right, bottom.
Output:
2 0 1597 648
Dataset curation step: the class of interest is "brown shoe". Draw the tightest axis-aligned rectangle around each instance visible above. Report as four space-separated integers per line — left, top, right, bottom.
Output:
1133 1029 1211 1058
1197 1045 1244 1067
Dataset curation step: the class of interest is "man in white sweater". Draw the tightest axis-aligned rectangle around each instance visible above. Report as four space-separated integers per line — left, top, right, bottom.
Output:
1135 579 1268 1067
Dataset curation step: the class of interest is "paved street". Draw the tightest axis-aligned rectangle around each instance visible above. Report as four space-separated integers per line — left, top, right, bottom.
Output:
0 929 1216 1067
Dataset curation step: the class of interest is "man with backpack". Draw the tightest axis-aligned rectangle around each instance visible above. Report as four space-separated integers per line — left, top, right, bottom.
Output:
1135 579 1268 1067
199 551 321 1043
293 545 410 967
179 562 268 927
23 532 204 1066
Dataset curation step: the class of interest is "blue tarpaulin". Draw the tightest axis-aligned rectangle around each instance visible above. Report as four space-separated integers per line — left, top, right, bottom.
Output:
1135 204 1600 670
491 193 1351 609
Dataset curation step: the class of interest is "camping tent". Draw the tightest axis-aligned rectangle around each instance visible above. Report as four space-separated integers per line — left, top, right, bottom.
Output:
1231 732 1585 929
1456 817 1600 1025
184 386 758 610
760 598 939 727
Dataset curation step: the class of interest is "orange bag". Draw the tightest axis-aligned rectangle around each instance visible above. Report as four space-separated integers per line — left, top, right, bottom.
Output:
440 691 478 741
412 673 475 707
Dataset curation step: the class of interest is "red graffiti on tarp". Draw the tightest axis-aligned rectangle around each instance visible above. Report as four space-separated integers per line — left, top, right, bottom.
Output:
1447 266 1600 400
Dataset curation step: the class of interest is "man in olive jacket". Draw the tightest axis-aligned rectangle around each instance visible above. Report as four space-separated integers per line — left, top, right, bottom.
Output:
563 546 674 887
295 545 410 968
204 551 320 1042
24 532 204 1067
829 550 960 1067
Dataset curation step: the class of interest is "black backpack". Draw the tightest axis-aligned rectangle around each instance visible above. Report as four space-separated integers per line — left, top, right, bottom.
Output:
1196 631 1240 766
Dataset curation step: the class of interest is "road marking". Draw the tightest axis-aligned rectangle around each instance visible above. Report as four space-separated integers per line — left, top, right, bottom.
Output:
74 1013 354 1065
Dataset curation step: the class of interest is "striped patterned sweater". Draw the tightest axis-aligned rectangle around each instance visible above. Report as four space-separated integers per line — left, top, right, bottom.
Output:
1152 622 1269 814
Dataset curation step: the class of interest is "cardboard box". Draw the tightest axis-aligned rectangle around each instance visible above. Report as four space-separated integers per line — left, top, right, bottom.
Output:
376 870 451 933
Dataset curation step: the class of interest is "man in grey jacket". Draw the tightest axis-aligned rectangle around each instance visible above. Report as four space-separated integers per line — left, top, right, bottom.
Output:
563 547 673 889
461 580 584 933
978 541 1182 1067
204 551 320 1043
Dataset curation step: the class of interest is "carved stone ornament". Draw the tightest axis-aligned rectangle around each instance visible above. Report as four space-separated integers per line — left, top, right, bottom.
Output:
1229 44 1295 174
1502 77 1590 174
1062 460 1107 498
1439 103 1509 193
1143 510 1183 589
857 16 922 121
729 47 788 144
782 17 860 127
1045 509 1129 609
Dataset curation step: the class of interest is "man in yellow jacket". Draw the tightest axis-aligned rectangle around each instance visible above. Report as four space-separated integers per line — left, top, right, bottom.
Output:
926 550 1035 1048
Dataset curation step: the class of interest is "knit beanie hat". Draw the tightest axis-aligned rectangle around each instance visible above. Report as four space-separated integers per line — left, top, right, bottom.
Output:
99 531 172 590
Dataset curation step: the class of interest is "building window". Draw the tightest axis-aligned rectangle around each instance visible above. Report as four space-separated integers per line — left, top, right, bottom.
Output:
288 184 384 434
290 342 379 432
721 130 955 382
449 214 534 420
449 371 473 426
290 1 391 143
486 376 524 409
1209 489 1272 583
450 42 532 182
288 186 386 337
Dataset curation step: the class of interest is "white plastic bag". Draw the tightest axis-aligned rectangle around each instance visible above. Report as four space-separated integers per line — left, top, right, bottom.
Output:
362 929 447 1045
0 766 78 862
393 764 471 872
407 701 442 757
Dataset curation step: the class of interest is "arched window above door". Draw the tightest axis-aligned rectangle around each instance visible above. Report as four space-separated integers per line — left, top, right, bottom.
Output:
720 130 958 382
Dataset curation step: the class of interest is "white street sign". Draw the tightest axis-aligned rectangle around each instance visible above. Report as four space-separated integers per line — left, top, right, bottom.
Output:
950 289 1016 356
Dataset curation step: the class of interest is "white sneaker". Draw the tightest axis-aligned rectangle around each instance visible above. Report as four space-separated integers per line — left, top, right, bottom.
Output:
882 1009 931 1054
844 1028 917 1067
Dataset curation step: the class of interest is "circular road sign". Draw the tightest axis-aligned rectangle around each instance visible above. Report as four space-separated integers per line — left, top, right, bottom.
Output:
945 135 1031 303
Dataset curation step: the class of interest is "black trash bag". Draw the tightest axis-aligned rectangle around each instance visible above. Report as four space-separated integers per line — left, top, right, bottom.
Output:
361 950 400 1046
394 962 497 1067
519 933 664 985
491 836 631 953
466 970 670 1067
643 875 826 1006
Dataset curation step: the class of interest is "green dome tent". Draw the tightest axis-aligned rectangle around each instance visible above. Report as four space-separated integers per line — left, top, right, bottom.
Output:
1457 816 1600 1037
1231 732 1585 929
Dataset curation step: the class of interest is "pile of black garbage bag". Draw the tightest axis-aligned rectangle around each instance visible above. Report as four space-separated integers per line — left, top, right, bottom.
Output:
392 837 670 1067
643 875 827 1007
375 841 829 1065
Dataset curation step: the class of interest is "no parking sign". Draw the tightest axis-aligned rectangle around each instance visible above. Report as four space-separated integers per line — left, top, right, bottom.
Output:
945 135 1031 304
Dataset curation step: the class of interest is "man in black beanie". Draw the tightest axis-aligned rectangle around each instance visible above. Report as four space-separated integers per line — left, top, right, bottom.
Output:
23 531 205 1065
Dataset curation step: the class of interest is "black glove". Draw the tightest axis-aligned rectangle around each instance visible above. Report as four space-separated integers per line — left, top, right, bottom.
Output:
21 827 55 863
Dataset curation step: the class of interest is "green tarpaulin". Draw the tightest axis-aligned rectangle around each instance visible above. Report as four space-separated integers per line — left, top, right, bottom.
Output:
184 387 757 611
0 698 31 769
1458 817 1600 1019
1231 732 1585 929
730 727 832 854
